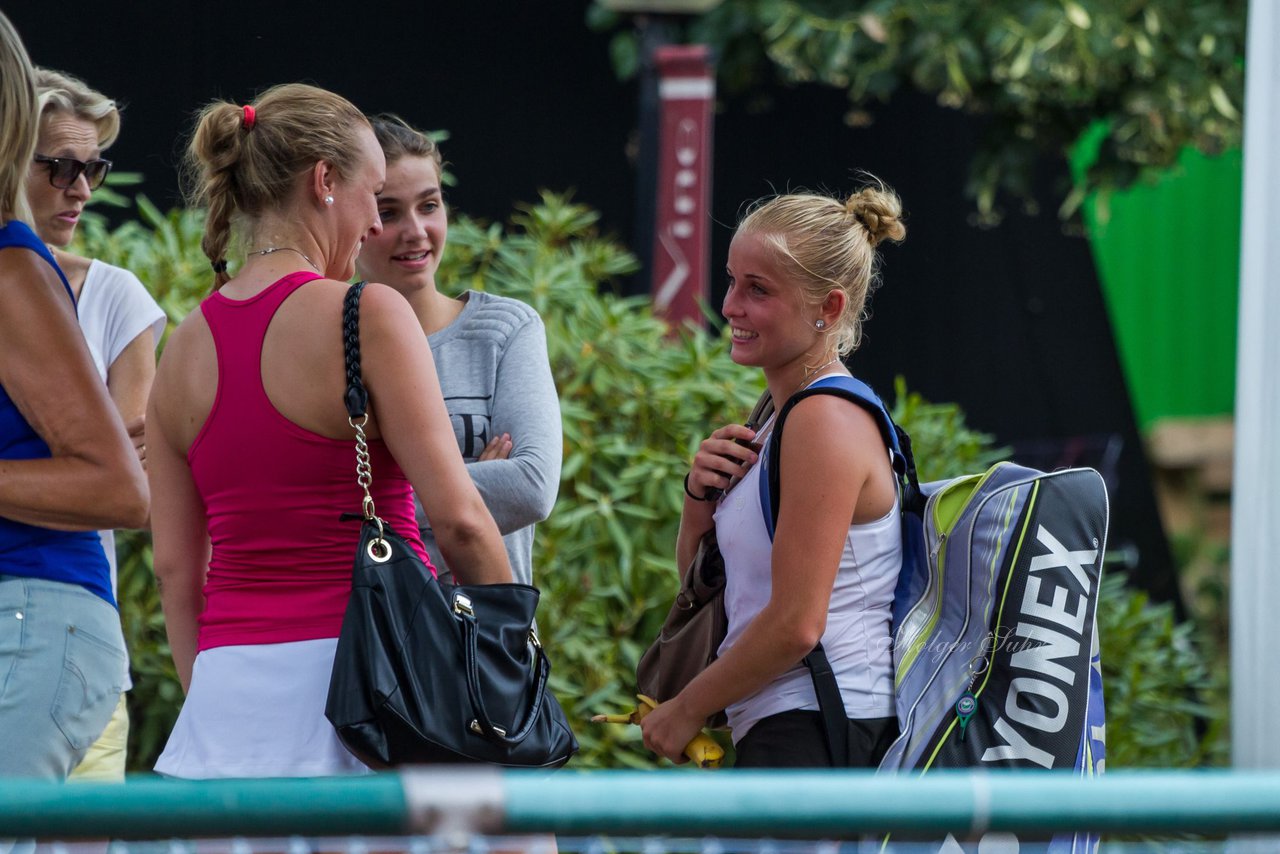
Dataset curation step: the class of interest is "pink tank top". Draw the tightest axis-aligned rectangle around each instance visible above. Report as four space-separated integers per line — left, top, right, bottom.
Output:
190 272 431 651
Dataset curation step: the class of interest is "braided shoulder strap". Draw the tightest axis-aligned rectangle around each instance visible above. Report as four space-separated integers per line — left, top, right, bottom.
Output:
343 281 369 419
342 282 383 534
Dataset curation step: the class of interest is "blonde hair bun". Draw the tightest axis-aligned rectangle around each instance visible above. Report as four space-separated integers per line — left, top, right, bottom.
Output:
844 185 906 247
737 176 906 356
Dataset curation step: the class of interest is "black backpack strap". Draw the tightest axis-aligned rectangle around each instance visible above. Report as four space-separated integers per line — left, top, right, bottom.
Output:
802 644 849 766
758 375 918 767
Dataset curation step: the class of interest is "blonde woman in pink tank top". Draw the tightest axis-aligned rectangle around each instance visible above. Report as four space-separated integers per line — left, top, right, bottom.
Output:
147 84 513 779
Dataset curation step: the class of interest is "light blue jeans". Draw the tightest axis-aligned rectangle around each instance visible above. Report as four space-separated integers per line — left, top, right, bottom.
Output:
0 575 126 779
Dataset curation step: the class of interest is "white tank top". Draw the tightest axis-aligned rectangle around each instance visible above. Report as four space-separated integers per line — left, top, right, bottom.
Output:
715 387 900 743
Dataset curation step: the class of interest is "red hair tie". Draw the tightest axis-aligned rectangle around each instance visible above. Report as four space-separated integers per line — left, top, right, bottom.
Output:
242 104 256 131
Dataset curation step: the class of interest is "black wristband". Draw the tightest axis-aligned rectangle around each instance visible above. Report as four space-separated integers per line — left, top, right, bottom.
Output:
684 472 714 502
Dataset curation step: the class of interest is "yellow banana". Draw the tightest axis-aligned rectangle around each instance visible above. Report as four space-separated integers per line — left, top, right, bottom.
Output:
589 694 725 768
590 712 637 725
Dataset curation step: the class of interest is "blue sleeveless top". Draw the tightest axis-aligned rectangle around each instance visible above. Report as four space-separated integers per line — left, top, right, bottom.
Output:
0 220 113 605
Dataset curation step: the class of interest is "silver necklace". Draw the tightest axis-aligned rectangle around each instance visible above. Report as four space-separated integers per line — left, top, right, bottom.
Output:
753 356 845 462
797 357 842 392
247 246 321 273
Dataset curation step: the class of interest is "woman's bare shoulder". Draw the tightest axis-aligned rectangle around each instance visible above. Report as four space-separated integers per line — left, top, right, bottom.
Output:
0 246 76 326
351 280 420 337
0 244 61 293
162 303 212 353
354 280 411 312
783 392 885 463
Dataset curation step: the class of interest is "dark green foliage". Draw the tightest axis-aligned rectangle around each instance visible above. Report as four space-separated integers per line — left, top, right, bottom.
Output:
888 377 1008 482
114 530 182 769
1096 572 1227 767
74 195 214 336
591 0 1245 222
81 193 1224 770
437 192 763 767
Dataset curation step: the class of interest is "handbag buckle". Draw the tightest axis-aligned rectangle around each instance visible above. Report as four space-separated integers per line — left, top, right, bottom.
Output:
453 593 475 617
675 591 695 611
470 719 507 737
529 627 542 649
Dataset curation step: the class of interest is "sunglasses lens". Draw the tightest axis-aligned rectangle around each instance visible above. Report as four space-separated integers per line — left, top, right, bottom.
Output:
84 160 110 189
47 159 79 189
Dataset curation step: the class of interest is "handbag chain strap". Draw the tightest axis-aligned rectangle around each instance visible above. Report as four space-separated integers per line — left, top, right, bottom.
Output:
343 282 389 557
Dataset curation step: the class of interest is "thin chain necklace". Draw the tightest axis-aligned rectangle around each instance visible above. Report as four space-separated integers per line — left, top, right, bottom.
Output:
795 356 842 395
757 356 843 445
246 246 321 273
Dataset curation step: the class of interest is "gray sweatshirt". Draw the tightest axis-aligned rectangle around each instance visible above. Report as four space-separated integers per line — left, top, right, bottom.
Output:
416 290 562 586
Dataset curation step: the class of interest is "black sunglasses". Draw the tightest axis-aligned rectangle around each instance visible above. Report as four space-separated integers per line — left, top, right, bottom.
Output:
34 154 113 190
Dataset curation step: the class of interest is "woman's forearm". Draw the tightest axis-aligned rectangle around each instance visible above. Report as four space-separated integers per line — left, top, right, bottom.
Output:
434 507 515 585
156 567 205 693
674 498 716 572
0 453 147 530
0 253 148 530
679 600 824 722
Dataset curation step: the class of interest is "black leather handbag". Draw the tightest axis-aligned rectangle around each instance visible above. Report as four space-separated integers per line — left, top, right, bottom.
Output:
324 281 578 768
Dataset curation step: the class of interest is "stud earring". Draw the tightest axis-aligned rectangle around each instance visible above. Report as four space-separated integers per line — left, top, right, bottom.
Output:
324 195 334 206
815 319 826 329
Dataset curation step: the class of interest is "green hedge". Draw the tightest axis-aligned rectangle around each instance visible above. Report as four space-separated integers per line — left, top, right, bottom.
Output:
76 194 1223 771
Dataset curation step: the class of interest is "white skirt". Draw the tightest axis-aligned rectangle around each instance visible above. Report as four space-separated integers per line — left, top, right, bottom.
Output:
155 638 372 779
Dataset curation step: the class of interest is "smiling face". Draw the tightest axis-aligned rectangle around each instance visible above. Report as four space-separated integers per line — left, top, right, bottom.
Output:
27 110 99 247
355 155 447 294
723 229 820 374
328 125 387 281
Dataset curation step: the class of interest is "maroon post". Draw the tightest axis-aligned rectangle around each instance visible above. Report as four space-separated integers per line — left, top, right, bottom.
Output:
651 44 715 328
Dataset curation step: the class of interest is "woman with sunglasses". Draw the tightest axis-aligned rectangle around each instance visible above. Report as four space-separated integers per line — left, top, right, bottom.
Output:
24 67 168 781
0 12 149 779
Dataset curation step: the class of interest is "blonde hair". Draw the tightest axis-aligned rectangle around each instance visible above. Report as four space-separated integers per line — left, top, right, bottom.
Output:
738 179 906 355
34 67 121 150
184 83 370 287
0 11 38 224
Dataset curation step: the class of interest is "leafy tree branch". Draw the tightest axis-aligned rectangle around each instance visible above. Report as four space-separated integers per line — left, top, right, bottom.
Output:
591 0 1245 222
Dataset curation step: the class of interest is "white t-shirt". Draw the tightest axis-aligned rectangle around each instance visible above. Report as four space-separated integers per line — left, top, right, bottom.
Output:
77 259 166 594
714 377 901 743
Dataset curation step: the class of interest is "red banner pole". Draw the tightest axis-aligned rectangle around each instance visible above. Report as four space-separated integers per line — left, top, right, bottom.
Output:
651 44 715 328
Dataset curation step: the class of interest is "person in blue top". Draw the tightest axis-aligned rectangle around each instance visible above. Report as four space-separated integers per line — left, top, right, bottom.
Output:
0 11 149 779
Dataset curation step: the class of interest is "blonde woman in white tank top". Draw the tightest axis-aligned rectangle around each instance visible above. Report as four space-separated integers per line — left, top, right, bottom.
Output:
640 183 908 767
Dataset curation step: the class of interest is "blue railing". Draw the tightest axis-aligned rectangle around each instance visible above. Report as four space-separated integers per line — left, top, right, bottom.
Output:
0 770 1275 840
